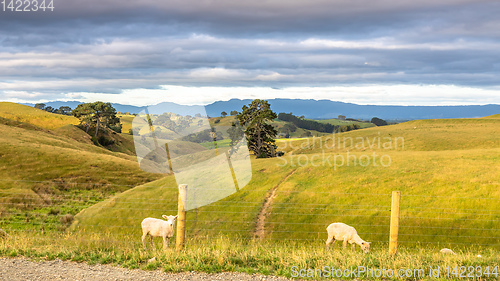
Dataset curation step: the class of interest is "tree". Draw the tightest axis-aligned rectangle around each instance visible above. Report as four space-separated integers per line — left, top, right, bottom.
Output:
221 111 228 117
34 103 46 110
226 121 245 157
237 99 277 158
44 106 56 113
277 112 336 133
371 117 388 126
57 106 72 115
72 102 120 138
280 123 297 133
230 110 238 116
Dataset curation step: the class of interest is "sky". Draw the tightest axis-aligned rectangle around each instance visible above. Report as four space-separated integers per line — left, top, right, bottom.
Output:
1 0 500 106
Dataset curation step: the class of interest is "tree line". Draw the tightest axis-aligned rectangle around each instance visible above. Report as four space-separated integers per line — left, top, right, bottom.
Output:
34 103 72 115
277 112 335 132
277 112 361 133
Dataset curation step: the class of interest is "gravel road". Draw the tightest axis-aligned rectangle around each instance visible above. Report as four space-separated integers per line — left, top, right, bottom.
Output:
0 257 295 281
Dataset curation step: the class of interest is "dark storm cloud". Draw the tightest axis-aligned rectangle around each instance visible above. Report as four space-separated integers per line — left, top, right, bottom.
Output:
3 0 500 39
1 0 500 103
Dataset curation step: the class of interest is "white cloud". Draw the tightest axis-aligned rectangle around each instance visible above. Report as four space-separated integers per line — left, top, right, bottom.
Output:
27 84 495 107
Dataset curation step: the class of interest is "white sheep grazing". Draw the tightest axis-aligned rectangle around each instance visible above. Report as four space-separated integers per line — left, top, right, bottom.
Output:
440 248 456 255
141 215 178 250
326 222 371 253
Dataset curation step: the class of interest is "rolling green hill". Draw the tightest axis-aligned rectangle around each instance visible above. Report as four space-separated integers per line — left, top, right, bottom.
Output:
73 116 499 249
117 114 134 134
316 118 376 129
0 103 498 278
0 102 79 130
0 103 162 231
483 114 500 119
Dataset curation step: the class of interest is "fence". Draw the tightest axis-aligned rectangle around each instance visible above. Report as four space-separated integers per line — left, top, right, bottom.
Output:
0 180 499 251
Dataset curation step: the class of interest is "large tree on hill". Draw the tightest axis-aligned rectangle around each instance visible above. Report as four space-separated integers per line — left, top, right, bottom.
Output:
72 102 120 138
237 99 277 158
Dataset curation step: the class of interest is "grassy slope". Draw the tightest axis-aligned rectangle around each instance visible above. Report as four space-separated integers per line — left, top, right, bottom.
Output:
117 114 134 134
0 102 79 130
483 114 500 119
271 119 331 138
317 118 376 129
74 117 499 249
0 104 162 231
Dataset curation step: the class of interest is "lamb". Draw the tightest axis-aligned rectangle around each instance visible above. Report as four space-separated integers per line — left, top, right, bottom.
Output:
141 215 178 250
326 222 370 253
440 248 456 255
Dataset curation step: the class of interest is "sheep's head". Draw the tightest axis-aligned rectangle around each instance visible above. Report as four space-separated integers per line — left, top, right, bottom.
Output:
361 242 371 253
162 215 178 227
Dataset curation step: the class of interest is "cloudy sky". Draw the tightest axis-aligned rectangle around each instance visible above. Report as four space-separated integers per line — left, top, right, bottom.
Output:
1 0 500 106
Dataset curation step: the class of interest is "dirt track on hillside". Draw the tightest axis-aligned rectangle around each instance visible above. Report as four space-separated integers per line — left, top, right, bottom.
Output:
254 169 298 239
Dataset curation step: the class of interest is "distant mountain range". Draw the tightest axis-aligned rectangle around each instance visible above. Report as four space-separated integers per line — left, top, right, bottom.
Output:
23 99 499 120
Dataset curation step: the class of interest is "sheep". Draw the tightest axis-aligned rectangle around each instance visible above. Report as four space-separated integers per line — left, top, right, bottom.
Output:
141 215 178 250
326 222 370 253
440 248 456 255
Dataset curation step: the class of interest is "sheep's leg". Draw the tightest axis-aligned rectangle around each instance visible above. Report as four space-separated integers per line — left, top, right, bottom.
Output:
163 236 169 249
326 236 335 249
351 243 355 251
343 239 347 249
142 233 148 250
149 235 154 249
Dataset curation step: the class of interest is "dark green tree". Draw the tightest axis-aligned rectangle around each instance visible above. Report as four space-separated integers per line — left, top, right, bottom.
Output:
57 106 72 115
371 117 388 126
221 111 228 117
277 112 336 133
230 110 238 116
34 103 46 110
72 102 120 138
237 99 277 158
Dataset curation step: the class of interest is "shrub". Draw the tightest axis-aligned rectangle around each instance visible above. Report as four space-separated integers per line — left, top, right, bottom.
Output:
48 209 60 216
60 214 74 226
98 136 115 146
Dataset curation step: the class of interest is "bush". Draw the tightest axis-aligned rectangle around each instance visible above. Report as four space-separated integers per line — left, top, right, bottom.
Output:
109 123 122 133
48 209 60 216
60 214 74 226
98 136 115 146
371 117 388 126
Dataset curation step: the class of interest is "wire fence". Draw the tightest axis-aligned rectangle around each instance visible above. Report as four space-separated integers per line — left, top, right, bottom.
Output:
0 178 499 249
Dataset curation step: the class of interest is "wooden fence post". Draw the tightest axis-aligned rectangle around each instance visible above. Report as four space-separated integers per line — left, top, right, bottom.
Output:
176 184 187 251
389 191 401 255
